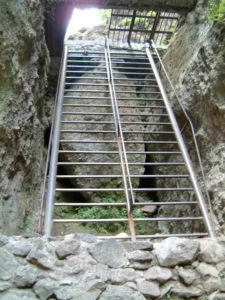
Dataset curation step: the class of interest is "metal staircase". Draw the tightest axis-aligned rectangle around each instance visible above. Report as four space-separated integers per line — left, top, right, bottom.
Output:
40 37 215 240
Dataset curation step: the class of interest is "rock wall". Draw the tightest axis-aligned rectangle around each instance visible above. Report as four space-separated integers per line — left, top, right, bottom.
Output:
0 1 49 234
162 0 225 235
0 235 225 299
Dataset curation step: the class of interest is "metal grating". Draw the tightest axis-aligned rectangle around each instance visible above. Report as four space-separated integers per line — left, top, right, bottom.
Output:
108 9 179 46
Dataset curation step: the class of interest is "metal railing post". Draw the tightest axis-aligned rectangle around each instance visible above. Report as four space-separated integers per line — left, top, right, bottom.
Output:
146 47 216 238
105 38 135 206
44 45 68 236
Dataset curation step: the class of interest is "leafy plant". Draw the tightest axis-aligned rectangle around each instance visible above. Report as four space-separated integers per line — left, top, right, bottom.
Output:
101 10 111 24
208 0 225 21
54 193 155 235
219 269 225 278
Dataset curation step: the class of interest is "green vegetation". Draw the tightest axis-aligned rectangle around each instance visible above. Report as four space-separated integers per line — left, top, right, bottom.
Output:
24 215 35 232
219 269 225 278
164 294 184 300
54 194 156 235
101 10 111 24
208 0 225 21
164 294 208 300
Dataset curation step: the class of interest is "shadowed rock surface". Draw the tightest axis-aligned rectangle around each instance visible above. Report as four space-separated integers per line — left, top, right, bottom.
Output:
0 1 49 234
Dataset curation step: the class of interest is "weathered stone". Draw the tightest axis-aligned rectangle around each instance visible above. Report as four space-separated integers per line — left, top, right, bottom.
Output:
140 205 157 214
0 1 49 235
125 282 138 291
127 250 153 262
210 293 225 300
99 285 146 300
172 282 204 298
83 279 106 292
13 265 38 287
196 262 219 278
154 238 200 267
64 256 84 275
0 289 38 300
220 279 225 292
160 281 176 298
0 235 225 299
33 279 59 300
6 239 33 257
203 277 222 294
130 262 152 270
217 262 225 274
137 280 160 298
110 268 137 283
121 241 153 252
0 247 18 280
72 234 97 243
55 240 80 259
64 251 96 275
0 281 11 292
59 278 74 286
199 239 225 264
88 240 128 268
178 268 197 286
83 263 110 283
0 235 9 247
55 287 101 300
145 266 173 283
27 241 56 270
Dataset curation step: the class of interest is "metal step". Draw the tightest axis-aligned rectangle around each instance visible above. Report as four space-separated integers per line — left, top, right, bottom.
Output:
56 174 189 179
53 216 203 223
66 71 107 74
66 76 108 80
98 233 208 239
67 60 106 63
57 162 185 166
64 96 110 99
67 65 107 69
54 201 197 207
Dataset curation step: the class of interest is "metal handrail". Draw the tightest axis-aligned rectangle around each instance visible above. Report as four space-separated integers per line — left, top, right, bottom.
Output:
105 36 136 240
151 40 215 223
38 49 65 233
105 37 135 207
38 105 55 233
43 45 68 236
146 44 215 238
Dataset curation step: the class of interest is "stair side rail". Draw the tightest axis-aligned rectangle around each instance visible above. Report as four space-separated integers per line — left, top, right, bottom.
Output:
146 44 216 238
43 45 68 236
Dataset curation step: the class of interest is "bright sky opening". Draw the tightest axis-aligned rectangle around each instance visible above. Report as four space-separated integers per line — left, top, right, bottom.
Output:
65 8 102 39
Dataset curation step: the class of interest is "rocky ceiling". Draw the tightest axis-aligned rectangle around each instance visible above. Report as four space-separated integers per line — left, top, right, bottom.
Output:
47 0 197 10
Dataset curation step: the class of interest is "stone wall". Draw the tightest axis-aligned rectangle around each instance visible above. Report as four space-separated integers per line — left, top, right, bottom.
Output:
0 1 49 234
0 235 225 299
